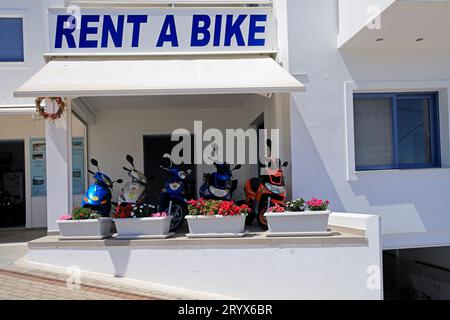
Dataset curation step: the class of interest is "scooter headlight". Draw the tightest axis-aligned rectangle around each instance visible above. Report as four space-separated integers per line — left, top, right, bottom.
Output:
169 182 181 191
209 185 230 198
264 183 286 195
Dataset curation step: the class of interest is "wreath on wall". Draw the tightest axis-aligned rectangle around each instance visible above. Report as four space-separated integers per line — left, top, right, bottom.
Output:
35 97 66 120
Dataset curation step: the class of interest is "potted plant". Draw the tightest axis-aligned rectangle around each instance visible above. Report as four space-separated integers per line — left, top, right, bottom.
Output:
186 199 251 236
57 207 113 239
264 198 331 234
113 203 172 239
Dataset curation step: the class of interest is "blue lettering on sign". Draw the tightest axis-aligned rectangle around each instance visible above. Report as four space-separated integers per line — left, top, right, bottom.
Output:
55 15 76 48
191 15 211 47
79 15 100 48
53 13 268 49
248 15 267 46
127 15 148 47
101 15 124 48
213 15 222 47
157 15 179 47
224 15 247 46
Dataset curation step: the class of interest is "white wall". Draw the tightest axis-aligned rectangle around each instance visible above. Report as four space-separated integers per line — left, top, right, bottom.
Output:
28 212 383 300
0 0 63 107
337 0 396 48
0 114 85 228
85 94 271 202
287 0 450 249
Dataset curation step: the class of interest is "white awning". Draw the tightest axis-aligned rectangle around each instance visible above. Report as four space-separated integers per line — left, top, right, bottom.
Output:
0 106 36 114
14 57 304 98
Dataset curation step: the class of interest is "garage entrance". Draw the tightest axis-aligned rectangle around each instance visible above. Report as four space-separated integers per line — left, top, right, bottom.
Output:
143 134 196 205
0 140 25 228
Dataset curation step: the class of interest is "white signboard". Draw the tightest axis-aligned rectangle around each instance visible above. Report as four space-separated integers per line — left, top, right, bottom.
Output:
47 7 277 54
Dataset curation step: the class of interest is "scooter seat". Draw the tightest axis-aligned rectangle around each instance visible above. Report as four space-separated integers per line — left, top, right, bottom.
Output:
248 177 260 193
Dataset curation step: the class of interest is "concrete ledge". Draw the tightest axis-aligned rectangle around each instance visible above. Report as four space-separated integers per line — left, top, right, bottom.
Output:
29 227 367 250
26 213 382 299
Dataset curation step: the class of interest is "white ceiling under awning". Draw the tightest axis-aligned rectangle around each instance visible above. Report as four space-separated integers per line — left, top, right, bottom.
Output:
339 0 450 50
14 56 304 98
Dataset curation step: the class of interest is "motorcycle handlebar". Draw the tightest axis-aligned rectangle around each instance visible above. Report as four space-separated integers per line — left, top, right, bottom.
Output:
88 170 96 175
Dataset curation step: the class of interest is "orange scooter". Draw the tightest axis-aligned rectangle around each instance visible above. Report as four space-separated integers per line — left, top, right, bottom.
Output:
243 158 288 230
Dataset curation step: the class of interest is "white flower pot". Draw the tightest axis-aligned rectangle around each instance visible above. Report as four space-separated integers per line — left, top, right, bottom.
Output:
114 216 172 238
186 215 246 234
57 218 113 239
264 210 331 233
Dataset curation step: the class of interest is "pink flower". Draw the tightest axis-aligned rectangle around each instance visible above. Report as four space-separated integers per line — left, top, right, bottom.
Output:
151 212 169 218
59 214 72 221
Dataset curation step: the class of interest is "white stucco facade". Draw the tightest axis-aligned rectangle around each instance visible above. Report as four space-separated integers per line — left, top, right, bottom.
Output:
286 0 450 250
1 0 450 252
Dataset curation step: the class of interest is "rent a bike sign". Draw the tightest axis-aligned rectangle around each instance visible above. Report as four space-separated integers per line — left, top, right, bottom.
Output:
47 7 277 54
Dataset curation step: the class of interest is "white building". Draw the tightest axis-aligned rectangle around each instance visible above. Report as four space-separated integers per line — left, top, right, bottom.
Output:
1 0 450 299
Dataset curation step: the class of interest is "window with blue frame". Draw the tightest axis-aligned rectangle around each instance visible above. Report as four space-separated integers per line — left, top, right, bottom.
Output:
353 92 440 171
0 17 24 62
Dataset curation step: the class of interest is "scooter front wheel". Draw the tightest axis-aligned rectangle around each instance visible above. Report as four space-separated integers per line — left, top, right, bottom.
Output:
164 201 186 232
257 205 269 230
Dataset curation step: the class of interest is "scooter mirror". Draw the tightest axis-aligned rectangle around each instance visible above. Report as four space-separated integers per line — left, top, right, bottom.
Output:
282 161 289 167
90 158 99 168
126 155 135 168
233 164 242 170
116 179 123 184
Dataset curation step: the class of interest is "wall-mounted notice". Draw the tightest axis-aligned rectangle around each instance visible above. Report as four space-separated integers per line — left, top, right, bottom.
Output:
72 137 85 195
30 137 85 196
30 138 46 196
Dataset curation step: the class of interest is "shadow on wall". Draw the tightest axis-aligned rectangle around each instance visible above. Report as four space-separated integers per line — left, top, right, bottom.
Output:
290 98 344 211
340 49 450 83
107 246 131 278
347 174 450 232
339 50 450 232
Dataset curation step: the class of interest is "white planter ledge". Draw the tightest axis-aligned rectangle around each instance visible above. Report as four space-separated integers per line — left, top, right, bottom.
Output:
57 218 113 240
186 215 246 237
264 210 331 234
114 216 172 239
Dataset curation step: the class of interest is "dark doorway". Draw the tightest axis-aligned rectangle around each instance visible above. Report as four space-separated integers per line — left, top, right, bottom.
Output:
0 140 26 228
256 117 265 177
143 135 196 204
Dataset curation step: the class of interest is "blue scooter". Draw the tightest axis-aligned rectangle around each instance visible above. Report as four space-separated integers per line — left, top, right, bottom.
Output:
159 153 192 231
199 162 241 201
82 158 122 217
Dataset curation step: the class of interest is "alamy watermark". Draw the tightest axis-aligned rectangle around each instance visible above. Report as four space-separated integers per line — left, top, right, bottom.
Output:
66 265 81 290
170 121 284 174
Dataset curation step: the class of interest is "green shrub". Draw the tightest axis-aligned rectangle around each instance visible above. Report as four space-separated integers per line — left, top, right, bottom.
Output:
71 207 102 220
285 198 306 212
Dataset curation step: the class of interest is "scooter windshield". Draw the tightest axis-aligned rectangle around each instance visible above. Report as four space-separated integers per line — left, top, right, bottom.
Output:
214 173 231 189
95 173 113 188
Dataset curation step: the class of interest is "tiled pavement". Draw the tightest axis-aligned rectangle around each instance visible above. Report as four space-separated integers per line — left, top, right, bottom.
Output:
0 230 175 300
0 268 154 300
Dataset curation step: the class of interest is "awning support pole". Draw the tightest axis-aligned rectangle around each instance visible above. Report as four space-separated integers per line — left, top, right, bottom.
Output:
45 98 73 233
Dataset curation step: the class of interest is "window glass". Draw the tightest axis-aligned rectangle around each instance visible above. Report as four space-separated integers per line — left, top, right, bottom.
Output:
354 98 393 168
353 93 439 171
397 98 432 165
0 18 24 62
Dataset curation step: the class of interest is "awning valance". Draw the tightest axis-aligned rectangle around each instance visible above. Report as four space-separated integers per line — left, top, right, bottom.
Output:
14 57 304 98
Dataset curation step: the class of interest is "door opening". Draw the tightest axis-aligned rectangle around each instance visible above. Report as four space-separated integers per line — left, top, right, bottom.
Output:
0 140 25 228
250 113 265 178
143 135 196 205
